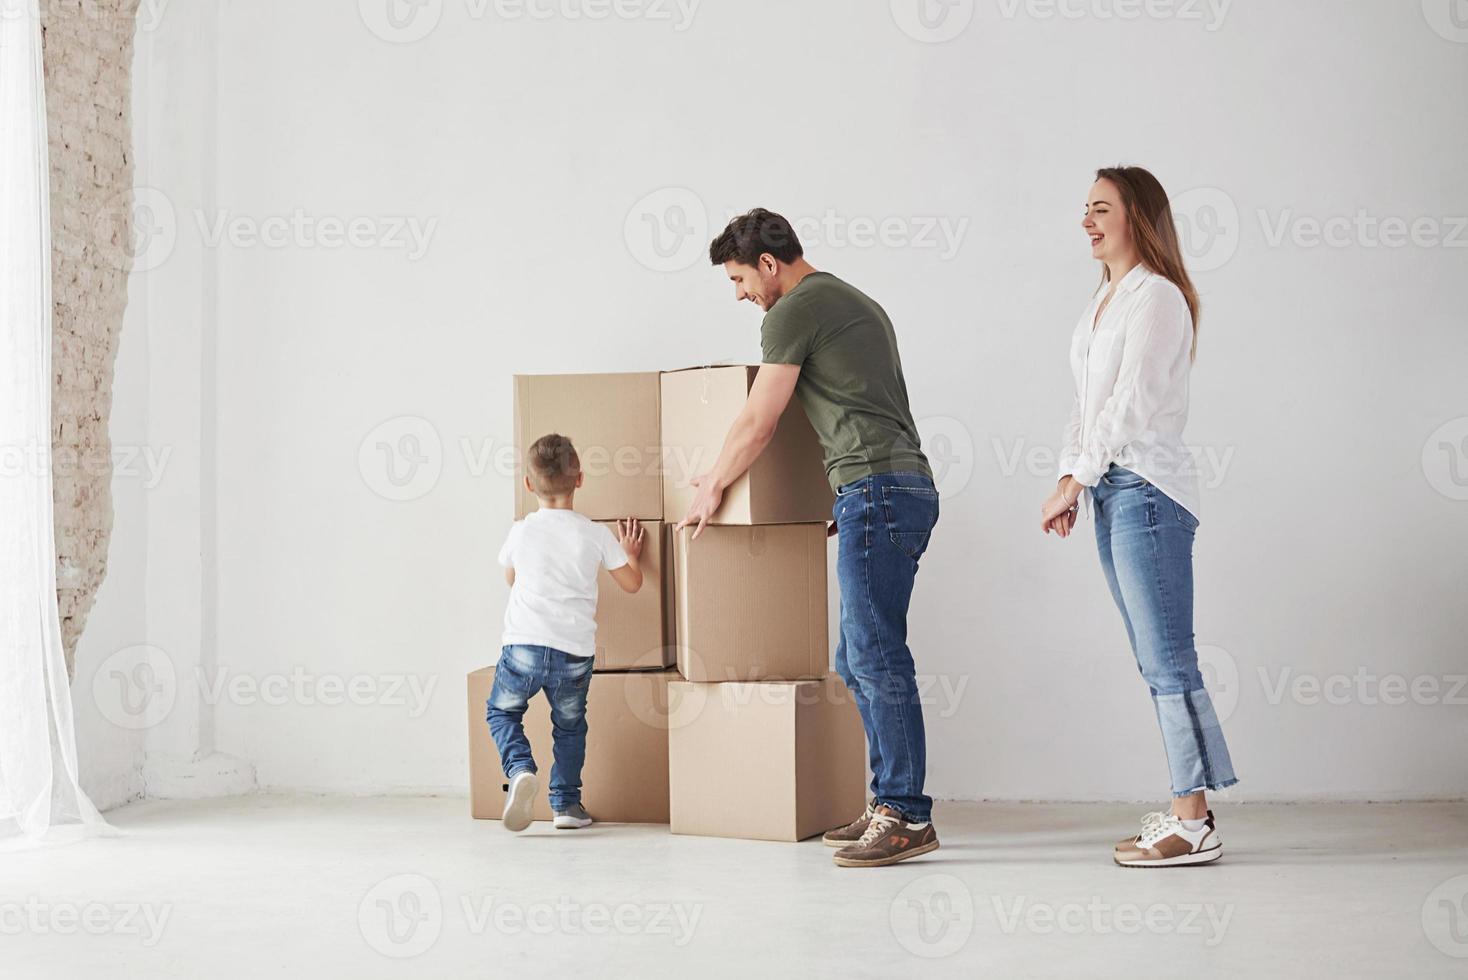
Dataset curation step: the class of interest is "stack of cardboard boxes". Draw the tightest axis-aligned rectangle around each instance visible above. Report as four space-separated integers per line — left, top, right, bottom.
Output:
468 367 866 841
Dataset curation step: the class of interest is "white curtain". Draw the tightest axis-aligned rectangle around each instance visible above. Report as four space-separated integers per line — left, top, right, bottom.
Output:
0 0 109 848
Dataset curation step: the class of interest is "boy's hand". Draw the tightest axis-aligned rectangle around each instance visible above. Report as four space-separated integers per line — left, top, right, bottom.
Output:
617 518 645 561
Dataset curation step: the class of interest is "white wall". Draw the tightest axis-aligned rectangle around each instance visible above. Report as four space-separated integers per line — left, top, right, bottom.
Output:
105 0 1467 803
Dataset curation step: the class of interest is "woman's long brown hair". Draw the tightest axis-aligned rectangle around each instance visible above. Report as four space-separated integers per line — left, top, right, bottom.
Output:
1095 166 1201 359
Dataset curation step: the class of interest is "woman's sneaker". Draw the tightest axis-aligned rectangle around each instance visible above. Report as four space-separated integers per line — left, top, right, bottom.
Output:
1114 811 1222 867
553 803 594 830
822 802 876 848
1116 809 1171 848
502 770 538 833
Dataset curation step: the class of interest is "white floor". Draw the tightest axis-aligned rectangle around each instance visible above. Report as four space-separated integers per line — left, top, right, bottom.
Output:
5 796 1466 978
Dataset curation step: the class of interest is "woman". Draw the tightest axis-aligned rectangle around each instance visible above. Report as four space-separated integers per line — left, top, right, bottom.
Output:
1041 166 1238 867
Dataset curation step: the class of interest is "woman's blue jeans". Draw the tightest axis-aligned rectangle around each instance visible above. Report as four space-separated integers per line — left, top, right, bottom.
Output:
1092 466 1238 798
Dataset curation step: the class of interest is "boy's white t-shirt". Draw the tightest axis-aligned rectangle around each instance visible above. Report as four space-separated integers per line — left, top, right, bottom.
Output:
498 509 628 659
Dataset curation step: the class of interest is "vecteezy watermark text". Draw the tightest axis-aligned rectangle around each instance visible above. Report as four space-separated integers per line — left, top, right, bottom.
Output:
357 874 703 958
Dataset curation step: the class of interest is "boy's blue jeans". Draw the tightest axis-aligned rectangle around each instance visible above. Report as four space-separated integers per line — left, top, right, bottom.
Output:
485 644 593 811
832 471 941 824
1092 465 1239 798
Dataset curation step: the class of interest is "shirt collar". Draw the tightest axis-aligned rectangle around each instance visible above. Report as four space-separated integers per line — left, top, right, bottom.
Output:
1115 263 1153 295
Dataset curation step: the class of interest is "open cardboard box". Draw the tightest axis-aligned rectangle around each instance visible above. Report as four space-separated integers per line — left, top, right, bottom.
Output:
660 365 833 526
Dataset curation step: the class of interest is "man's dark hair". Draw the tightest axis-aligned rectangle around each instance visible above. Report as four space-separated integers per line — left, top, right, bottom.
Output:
708 208 804 267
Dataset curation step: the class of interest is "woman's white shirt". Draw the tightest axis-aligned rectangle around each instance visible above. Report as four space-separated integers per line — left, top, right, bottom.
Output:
1058 263 1201 520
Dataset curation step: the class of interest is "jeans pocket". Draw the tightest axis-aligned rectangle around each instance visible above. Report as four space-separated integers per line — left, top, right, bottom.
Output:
570 659 593 688
1172 500 1200 531
491 654 535 710
882 485 940 560
1101 467 1147 489
551 662 593 717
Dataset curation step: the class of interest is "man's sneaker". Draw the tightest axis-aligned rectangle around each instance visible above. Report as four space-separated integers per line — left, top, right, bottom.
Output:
822 802 876 848
553 803 594 830
832 805 939 868
1114 810 1222 867
502 770 538 833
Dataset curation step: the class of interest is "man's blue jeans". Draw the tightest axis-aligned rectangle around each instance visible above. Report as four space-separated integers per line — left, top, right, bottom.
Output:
1092 466 1239 797
833 471 940 823
485 644 593 811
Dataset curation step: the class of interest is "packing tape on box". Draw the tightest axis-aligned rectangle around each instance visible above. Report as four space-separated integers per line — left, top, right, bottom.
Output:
696 359 738 405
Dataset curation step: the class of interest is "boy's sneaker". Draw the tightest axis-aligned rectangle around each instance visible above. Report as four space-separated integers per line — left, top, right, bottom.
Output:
553 803 594 830
1114 810 1222 867
832 805 939 868
502 770 538 833
822 802 876 848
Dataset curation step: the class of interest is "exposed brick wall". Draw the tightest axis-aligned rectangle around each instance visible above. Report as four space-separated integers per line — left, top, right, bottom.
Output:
41 0 140 677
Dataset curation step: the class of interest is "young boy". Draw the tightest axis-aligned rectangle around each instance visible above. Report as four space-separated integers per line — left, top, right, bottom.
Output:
489 433 644 832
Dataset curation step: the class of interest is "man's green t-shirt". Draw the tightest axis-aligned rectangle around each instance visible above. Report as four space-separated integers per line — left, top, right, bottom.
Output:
760 271 931 491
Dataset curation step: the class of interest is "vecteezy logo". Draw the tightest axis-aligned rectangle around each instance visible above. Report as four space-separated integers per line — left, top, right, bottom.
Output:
624 188 708 273
1422 874 1468 958
93 186 177 274
890 874 975 958
1170 186 1240 273
916 416 975 497
92 645 177 730
358 874 443 958
1423 417 1468 501
1196 644 1240 724
1422 0 1468 43
359 0 444 43
358 416 443 502
890 0 975 43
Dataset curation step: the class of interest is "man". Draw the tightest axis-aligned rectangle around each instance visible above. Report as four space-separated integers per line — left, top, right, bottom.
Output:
676 208 940 868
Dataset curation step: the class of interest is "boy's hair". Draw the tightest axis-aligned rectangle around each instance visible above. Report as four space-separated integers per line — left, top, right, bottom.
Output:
526 433 580 497
708 208 804 267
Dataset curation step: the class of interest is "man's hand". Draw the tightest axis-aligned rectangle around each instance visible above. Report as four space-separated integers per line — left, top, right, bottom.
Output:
676 475 724 540
617 518 645 560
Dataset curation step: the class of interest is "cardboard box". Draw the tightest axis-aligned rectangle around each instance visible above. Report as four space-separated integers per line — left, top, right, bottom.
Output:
668 675 867 842
593 520 674 672
660 366 834 525
514 373 663 521
672 523 829 682
468 667 674 824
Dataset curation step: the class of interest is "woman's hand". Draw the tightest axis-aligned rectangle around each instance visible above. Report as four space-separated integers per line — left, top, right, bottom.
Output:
1041 479 1080 538
1044 505 1077 538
